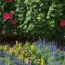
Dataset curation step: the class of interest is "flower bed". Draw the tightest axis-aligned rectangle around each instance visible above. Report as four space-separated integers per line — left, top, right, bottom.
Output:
0 40 65 65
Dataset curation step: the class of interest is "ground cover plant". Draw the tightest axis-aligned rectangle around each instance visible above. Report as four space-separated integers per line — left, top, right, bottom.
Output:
0 39 65 65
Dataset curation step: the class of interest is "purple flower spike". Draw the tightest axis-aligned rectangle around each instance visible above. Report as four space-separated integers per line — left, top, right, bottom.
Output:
39 44 43 49
37 38 43 44
52 46 56 54
55 42 58 48
52 41 55 45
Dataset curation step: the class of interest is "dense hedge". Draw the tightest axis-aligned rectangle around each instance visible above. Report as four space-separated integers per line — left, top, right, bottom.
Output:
0 0 65 44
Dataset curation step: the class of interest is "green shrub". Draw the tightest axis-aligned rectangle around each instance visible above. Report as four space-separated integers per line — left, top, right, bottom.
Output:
0 0 65 44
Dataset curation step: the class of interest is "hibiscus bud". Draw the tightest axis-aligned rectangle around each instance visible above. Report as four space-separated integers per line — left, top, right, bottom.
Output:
12 19 18 25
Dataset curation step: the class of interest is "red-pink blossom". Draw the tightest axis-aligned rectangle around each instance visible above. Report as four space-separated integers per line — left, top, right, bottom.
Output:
3 12 13 20
12 19 17 24
3 13 10 20
9 12 13 18
7 0 13 3
60 20 65 27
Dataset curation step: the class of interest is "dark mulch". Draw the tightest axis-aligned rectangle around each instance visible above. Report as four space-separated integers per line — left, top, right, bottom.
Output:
0 34 65 48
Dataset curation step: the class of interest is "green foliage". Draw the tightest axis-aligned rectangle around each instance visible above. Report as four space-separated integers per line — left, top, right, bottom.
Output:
1 0 65 43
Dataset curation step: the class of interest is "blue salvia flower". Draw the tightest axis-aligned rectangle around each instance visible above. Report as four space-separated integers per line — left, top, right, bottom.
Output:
14 58 19 65
55 42 58 48
52 46 57 55
37 38 43 44
37 38 43 49
39 38 46 48
5 51 9 57
51 41 55 45
14 58 23 65
5 51 13 60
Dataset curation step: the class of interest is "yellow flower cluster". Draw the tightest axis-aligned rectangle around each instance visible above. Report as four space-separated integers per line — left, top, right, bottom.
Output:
17 46 23 50
10 47 14 54
31 45 35 51
4 46 7 50
41 59 44 65
0 45 9 50
21 54 24 62
25 52 28 57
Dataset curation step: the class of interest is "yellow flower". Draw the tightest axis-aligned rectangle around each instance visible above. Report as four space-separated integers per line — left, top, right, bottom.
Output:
41 59 44 65
26 58 30 64
4 46 7 50
16 40 18 45
25 52 28 57
10 47 14 54
21 54 24 62
18 46 23 50
31 45 35 51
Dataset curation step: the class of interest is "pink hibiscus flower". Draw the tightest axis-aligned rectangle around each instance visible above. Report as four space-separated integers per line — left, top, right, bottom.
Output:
3 13 10 20
9 12 13 18
60 20 65 27
12 19 17 24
